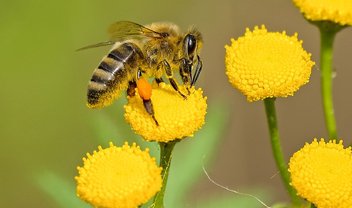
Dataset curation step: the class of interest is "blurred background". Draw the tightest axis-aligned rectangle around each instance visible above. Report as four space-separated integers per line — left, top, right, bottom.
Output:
1 0 352 207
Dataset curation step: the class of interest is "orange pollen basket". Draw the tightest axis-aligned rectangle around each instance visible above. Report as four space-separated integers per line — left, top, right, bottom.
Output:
137 78 152 100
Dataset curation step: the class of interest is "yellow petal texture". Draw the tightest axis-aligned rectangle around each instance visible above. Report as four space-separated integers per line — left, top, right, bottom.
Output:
76 142 162 208
225 25 315 102
293 0 352 26
289 139 352 208
124 83 207 142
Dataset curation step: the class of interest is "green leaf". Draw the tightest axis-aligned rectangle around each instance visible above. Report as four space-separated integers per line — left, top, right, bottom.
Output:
165 101 230 207
35 171 90 208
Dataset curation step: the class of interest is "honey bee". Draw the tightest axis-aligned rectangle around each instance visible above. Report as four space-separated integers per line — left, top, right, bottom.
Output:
80 21 203 125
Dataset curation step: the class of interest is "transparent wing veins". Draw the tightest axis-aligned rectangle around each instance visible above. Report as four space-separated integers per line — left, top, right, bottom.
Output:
76 41 115 51
77 21 162 51
108 21 163 41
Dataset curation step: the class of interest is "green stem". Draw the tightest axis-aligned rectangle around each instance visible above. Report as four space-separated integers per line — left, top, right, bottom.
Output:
264 98 300 205
153 140 178 208
307 20 346 140
298 20 346 207
319 25 339 140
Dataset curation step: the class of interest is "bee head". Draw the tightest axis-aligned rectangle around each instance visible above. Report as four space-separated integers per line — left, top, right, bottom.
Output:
180 28 203 86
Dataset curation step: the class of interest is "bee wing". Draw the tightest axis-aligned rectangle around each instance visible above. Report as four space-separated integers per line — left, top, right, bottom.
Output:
108 21 163 41
76 41 116 51
77 21 162 51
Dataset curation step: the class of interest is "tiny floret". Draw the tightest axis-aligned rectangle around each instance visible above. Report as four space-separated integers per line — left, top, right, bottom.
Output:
225 25 314 101
75 142 162 208
124 83 207 142
289 138 352 208
293 0 352 26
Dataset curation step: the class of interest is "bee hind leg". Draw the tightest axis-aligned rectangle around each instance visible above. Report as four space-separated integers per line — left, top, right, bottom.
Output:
136 76 159 126
142 99 159 126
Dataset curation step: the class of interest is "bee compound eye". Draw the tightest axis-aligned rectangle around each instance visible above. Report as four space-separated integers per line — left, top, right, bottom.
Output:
185 34 196 56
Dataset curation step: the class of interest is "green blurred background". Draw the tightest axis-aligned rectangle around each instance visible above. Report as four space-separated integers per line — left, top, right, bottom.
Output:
1 0 352 207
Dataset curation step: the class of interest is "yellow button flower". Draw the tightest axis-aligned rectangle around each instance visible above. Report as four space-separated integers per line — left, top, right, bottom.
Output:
225 25 315 102
293 0 352 26
75 142 162 208
124 83 207 142
289 139 352 208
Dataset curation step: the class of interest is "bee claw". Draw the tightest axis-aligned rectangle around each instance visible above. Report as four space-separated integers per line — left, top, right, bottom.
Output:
153 116 159 126
178 91 187 100
186 87 191 95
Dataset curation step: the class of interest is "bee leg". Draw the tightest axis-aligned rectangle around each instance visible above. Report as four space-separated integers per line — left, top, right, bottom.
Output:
179 58 192 95
191 55 202 86
142 99 159 126
179 58 192 85
169 78 187 99
136 77 159 126
127 80 137 97
161 60 187 99
155 78 164 85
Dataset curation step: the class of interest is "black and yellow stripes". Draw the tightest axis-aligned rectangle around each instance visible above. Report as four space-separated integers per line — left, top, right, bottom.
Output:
87 42 143 108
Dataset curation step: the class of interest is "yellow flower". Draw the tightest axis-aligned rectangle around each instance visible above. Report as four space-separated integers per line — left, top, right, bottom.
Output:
293 0 352 26
225 25 314 101
225 25 315 102
124 83 207 142
288 138 352 208
75 142 162 208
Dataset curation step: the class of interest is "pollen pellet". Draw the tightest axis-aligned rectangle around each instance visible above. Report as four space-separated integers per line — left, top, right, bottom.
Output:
137 78 152 100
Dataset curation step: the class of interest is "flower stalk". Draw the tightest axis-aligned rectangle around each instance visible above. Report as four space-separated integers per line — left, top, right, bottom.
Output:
263 98 300 205
320 28 337 140
317 21 345 140
153 140 178 208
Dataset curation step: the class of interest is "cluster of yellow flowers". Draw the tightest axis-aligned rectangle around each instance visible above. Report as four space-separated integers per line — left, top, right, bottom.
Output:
77 68 207 207
223 0 352 207
75 0 351 207
76 81 207 207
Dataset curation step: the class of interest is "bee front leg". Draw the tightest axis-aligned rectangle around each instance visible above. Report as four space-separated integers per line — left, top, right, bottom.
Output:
161 60 187 99
191 55 202 86
178 58 191 85
179 58 192 95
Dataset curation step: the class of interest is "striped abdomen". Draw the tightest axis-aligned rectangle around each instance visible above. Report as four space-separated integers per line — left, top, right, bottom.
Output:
87 42 143 108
